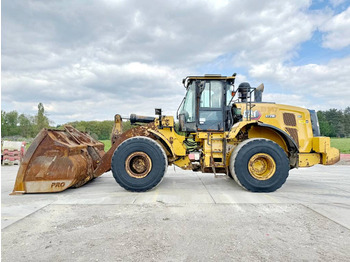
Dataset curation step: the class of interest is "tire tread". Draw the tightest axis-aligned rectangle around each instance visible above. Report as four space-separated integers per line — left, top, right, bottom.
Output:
230 138 289 192
111 136 167 192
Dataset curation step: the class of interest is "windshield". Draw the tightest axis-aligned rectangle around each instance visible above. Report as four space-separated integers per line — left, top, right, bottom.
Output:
200 80 223 108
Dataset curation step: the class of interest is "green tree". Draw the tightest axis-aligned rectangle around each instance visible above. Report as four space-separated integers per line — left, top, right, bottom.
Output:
35 103 50 133
1 110 7 136
2 110 19 136
66 119 133 140
18 114 35 137
317 111 336 137
325 109 345 137
344 107 350 137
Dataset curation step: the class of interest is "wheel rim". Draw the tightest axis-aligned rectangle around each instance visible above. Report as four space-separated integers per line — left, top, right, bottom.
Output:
125 152 152 179
248 153 276 180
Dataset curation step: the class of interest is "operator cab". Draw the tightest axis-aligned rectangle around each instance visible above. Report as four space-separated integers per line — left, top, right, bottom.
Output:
177 74 264 133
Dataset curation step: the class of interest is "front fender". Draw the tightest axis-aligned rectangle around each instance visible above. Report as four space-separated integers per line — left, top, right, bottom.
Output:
148 129 187 157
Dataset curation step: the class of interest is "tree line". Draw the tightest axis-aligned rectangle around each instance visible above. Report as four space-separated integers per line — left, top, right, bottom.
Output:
63 120 132 140
1 103 132 140
2 104 350 139
1 103 50 138
317 107 350 138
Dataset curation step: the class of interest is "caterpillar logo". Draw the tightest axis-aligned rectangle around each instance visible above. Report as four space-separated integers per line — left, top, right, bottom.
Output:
243 110 261 120
51 182 66 188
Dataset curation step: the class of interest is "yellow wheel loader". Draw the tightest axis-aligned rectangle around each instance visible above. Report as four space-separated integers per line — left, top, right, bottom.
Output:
11 74 340 194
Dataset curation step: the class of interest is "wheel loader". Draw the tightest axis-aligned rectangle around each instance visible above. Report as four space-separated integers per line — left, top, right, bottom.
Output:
11 74 340 194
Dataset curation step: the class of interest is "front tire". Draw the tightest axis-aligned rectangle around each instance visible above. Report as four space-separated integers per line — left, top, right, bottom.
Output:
111 136 167 192
230 138 289 192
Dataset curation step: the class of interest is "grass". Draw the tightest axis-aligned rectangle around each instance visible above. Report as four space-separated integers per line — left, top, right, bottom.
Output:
331 138 350 154
100 140 112 151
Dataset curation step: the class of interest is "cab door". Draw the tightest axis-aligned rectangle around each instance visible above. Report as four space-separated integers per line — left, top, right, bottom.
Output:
198 80 225 131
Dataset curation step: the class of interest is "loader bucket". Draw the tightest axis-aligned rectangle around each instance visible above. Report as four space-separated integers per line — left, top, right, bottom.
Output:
11 125 105 194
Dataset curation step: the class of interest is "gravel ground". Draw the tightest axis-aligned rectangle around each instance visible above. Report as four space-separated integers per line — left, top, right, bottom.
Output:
2 164 350 261
2 204 350 261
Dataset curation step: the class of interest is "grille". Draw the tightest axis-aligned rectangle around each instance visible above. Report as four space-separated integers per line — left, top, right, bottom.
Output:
283 113 296 126
286 127 299 148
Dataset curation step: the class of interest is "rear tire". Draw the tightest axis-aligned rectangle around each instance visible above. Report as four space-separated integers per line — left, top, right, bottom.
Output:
230 138 289 192
111 136 167 192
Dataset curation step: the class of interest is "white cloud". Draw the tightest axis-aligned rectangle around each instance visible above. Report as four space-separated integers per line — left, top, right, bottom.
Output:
1 60 188 124
249 55 350 110
2 0 350 125
263 93 310 108
321 6 350 49
330 0 346 7
3 0 322 70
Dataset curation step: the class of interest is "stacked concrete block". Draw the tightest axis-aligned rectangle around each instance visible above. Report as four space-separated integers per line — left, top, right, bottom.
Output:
1 141 26 165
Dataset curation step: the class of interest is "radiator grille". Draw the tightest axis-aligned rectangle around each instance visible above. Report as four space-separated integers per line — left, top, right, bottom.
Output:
283 113 296 126
286 127 299 148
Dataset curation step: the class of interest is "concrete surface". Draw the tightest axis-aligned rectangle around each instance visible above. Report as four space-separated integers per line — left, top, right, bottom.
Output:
2 164 350 261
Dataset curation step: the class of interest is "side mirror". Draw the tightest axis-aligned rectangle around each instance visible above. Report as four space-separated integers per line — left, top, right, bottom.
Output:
178 114 186 132
155 108 162 116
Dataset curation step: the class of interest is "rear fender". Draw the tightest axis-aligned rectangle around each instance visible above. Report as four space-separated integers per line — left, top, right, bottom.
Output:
228 121 299 168
256 123 299 168
257 123 299 153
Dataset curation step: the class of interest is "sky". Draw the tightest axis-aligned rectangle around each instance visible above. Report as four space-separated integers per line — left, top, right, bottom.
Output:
2 0 350 125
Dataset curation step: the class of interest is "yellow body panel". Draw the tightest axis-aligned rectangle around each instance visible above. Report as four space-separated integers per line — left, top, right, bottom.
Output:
313 137 340 165
235 103 314 153
313 137 330 153
173 156 192 170
202 133 225 168
153 117 187 157
227 121 256 140
152 107 339 171
322 147 340 165
298 153 321 167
